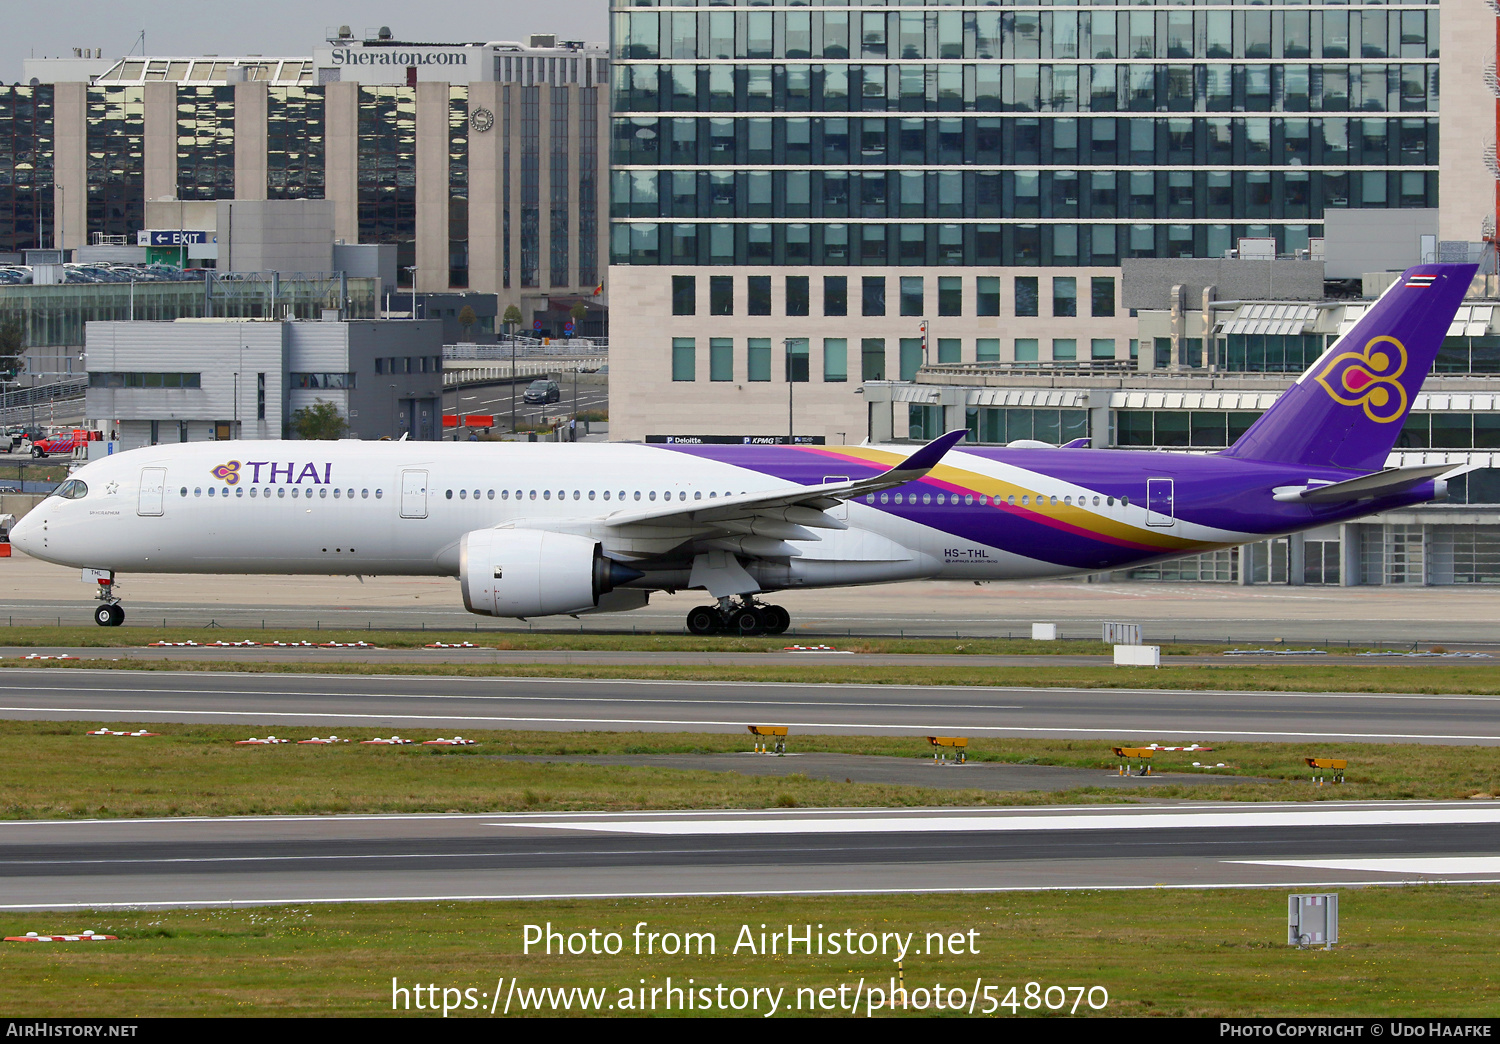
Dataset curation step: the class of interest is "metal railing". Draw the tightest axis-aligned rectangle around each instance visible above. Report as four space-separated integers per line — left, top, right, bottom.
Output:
444 339 608 359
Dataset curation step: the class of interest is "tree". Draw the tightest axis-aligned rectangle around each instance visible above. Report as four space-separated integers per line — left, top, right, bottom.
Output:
0 320 23 382
502 304 523 338
291 399 348 440
568 300 588 331
457 304 477 341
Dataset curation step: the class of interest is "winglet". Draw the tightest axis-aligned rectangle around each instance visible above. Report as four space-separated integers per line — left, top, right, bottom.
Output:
881 429 967 479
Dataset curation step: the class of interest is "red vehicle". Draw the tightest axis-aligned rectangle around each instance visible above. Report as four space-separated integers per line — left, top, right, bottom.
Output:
28 429 99 458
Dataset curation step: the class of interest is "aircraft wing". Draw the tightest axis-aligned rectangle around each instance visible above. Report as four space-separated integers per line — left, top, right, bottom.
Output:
599 430 967 554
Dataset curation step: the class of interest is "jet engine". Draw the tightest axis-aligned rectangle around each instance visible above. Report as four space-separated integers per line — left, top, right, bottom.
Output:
459 529 642 617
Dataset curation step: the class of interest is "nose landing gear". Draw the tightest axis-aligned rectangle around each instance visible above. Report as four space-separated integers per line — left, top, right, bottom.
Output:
685 598 790 637
92 575 124 627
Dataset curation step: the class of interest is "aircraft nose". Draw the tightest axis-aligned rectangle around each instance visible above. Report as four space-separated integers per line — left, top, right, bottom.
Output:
8 511 38 555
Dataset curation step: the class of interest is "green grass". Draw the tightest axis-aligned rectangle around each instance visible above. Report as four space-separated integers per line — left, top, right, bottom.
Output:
0 889 1495 1016
8 654 1500 696
0 623 1406 656
0 723 1494 819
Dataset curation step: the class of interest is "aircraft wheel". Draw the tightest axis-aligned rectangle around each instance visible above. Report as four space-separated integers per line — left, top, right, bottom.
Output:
729 607 763 636
686 606 721 636
761 605 791 635
94 603 123 627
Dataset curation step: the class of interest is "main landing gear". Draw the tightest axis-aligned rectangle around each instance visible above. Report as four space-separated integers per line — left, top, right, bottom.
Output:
686 598 791 637
92 575 124 627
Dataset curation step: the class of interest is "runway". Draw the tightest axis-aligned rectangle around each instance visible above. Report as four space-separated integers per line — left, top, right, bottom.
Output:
1 803 1496 909
0 668 1496 743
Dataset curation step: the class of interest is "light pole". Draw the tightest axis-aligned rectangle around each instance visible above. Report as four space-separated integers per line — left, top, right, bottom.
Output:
404 266 418 319
389 383 398 440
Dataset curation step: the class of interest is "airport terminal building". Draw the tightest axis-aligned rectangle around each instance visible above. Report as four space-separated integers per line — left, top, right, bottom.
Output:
3 29 609 318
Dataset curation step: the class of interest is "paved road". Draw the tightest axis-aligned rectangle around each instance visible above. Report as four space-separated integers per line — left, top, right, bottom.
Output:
0 668 1494 744
6 554 1500 644
2 804 1496 909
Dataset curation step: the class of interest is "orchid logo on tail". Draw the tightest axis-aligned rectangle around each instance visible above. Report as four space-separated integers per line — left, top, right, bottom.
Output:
1313 335 1409 423
211 460 242 485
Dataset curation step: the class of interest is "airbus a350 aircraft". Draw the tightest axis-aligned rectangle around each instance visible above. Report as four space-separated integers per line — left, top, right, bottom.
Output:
11 263 1476 634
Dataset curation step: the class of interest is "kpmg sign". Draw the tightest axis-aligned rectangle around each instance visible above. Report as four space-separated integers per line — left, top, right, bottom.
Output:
137 230 211 246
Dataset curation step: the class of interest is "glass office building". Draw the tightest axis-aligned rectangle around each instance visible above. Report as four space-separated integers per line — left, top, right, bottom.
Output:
8 34 608 319
606 0 1444 443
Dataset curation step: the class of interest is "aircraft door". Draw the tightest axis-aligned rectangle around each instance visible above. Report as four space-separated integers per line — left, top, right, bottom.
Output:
137 467 166 516
822 476 850 520
399 469 429 519
1146 478 1175 527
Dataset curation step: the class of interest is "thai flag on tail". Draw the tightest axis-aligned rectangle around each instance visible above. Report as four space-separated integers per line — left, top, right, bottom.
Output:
1405 274 1437 288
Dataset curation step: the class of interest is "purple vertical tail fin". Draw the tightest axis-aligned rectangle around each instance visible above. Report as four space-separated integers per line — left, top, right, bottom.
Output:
1221 263 1478 472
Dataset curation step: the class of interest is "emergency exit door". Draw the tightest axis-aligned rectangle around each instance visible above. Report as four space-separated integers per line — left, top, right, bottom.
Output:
1146 478 1175 527
137 468 166 516
399 469 429 519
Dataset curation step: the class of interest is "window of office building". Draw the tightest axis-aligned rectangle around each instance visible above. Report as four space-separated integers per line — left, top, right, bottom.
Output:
938 277 961 317
977 277 1000 317
358 87 417 286
1091 277 1115 318
267 86 324 201
899 276 923 317
1052 338 1077 362
824 276 847 316
862 276 885 316
709 337 733 381
519 87 540 287
785 276 809 317
937 338 961 364
578 89 599 290
710 275 733 315
176 86 234 201
861 338 886 381
1015 338 1039 363
748 275 771 316
786 338 809 382
1053 277 1077 318
976 338 1000 362
747 337 771 381
672 337 695 381
450 86 470 289
0 86 54 255
549 87 569 287
824 338 847 382
1091 338 1116 361
86 87 145 240
672 275 695 315
1015 277 1039 318
899 338 923 380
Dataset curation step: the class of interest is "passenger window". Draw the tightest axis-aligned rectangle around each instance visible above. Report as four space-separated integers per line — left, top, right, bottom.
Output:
649 491 657 501
375 490 383 499
236 487 244 498
207 487 215 497
880 493 888 503
320 488 328 499
488 490 495 500
589 491 596 500
693 491 701 500
922 493 932 505
1121 496 1129 507
603 491 610 500
1106 496 1115 506
1064 496 1071 505
194 488 202 497
361 489 369 498
333 488 341 499
573 491 580 500
1051 496 1058 506
277 488 286 499
543 490 551 500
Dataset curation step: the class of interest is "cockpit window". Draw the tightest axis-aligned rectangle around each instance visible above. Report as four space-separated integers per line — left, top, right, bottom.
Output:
50 479 87 500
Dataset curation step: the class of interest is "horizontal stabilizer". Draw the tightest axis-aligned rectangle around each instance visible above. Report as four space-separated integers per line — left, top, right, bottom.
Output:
1272 463 1455 504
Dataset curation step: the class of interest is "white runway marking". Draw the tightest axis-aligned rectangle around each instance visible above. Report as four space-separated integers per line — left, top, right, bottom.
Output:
521 806 1500 836
0 704 1492 742
1233 856 1500 875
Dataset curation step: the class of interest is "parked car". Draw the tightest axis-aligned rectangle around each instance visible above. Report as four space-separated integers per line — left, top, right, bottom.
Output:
523 379 561 404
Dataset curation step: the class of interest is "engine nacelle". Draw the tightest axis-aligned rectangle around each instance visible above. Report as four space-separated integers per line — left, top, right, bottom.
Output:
460 529 639 618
